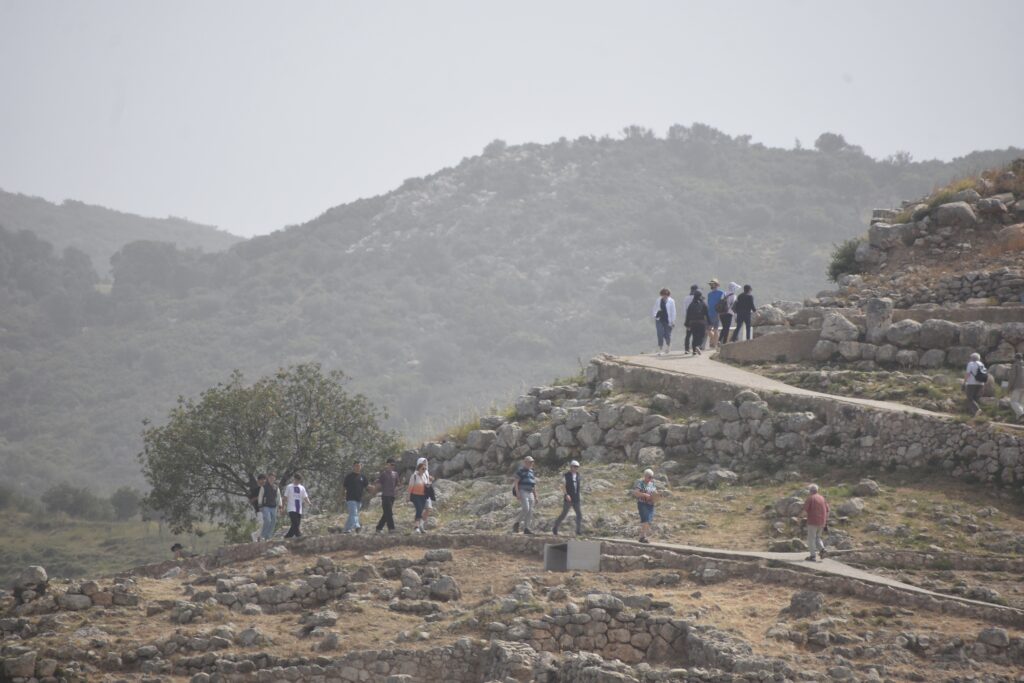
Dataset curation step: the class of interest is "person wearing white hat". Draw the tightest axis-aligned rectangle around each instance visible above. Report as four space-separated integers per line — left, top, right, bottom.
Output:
552 460 583 536
416 457 436 529
511 455 538 534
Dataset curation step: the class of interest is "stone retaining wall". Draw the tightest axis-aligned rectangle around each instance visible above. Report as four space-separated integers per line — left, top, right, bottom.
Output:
590 358 1024 492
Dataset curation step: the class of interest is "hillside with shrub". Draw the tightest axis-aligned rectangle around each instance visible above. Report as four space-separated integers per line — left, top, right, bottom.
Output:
0 188 243 276
1 126 1021 494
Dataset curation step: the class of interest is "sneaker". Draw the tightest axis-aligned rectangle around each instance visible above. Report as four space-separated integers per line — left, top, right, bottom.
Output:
414 527 423 534
374 528 382 534
552 529 559 536
354 526 361 534
694 347 701 356
513 522 520 533
819 549 827 558
806 555 817 562
523 528 534 535
639 537 649 544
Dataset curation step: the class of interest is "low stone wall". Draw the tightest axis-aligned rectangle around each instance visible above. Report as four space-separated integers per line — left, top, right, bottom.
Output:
717 329 820 363
894 306 1024 324
813 300 1024 368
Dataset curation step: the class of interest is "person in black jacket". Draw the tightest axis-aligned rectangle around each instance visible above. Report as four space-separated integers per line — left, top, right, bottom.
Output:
551 460 583 536
684 291 710 355
730 284 757 342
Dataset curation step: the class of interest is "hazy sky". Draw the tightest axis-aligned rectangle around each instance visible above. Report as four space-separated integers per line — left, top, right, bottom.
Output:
2 1 1022 238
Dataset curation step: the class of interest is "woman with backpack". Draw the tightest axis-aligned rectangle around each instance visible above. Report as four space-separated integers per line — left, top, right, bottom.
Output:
963 352 988 416
684 291 710 355
718 283 739 346
408 460 432 534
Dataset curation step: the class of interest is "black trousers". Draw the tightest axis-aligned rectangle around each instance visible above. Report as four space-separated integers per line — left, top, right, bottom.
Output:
552 497 582 534
284 511 302 538
719 313 733 343
731 312 752 341
376 496 396 531
690 323 707 350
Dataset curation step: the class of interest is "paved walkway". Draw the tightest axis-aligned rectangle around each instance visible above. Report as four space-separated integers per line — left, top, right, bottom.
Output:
613 352 1023 430
598 537 1024 614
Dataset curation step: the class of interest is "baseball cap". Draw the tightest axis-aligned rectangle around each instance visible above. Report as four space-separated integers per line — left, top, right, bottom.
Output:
570 460 580 467
524 455 535 462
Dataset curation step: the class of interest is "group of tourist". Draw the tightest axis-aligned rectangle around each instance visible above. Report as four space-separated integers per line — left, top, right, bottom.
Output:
231 452 836 553
653 279 757 356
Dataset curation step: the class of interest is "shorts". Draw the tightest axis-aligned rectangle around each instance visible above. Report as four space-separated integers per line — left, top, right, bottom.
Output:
637 502 655 524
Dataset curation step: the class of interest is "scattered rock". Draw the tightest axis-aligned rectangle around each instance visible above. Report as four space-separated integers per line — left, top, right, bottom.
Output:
787 591 825 618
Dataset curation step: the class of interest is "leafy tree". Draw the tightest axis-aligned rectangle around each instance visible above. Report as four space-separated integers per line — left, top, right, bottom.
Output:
814 132 852 154
139 363 400 533
109 486 142 520
43 482 113 519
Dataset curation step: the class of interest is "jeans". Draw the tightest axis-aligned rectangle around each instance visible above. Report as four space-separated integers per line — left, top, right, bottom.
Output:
376 496 396 531
285 511 302 538
719 313 733 344
807 524 826 556
411 494 427 521
552 497 582 534
344 500 362 531
515 490 535 530
260 506 277 540
656 320 672 348
637 502 655 524
964 383 983 415
731 312 752 341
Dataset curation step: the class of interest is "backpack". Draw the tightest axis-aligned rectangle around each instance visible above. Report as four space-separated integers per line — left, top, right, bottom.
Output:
973 364 989 383
715 295 731 316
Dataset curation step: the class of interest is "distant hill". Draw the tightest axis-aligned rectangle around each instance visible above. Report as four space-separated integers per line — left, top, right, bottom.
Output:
1 125 1021 493
0 189 243 276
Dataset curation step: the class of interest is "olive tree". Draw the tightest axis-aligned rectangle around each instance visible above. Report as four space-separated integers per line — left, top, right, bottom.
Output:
139 363 400 533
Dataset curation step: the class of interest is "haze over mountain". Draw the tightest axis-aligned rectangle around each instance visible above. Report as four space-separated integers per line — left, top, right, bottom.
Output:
0 188 242 276
1 126 1020 494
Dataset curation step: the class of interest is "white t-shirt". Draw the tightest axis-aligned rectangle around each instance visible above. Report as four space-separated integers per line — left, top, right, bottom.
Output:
966 360 986 386
284 483 310 514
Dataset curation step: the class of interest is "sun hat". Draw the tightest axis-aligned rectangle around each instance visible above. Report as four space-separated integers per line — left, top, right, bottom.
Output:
570 460 580 467
708 278 720 286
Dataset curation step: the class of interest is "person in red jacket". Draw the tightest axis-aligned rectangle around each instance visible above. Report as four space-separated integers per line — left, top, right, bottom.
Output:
802 484 830 562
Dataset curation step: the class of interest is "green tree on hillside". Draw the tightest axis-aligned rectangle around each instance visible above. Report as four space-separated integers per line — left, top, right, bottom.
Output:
139 363 401 533
109 486 142 520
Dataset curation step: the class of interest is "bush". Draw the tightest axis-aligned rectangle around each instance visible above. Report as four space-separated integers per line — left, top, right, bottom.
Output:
109 487 142 521
827 239 865 283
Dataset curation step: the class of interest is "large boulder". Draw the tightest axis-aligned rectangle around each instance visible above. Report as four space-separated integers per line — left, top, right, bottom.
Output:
787 591 825 618
919 319 959 349
428 576 462 602
465 430 496 451
886 319 921 347
958 321 991 350
933 201 978 227
874 344 899 364
811 340 838 361
820 311 860 343
864 298 894 345
15 566 47 589
919 348 946 368
3 651 37 679
837 498 865 517
753 305 787 327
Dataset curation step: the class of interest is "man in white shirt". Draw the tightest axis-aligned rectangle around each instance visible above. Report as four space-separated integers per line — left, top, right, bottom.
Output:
963 352 987 416
283 473 312 539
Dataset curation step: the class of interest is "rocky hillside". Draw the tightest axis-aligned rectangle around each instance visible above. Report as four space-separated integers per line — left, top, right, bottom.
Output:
3 356 1024 682
3 129 1022 493
0 189 242 276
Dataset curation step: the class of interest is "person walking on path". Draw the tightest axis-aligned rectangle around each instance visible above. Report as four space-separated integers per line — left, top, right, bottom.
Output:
730 284 756 342
963 352 988 416
552 460 583 536
408 460 431 533
512 455 539 534
802 484 830 562
283 473 312 539
375 459 400 533
248 474 266 542
1006 352 1024 423
342 462 369 533
633 469 657 544
706 279 724 348
684 290 710 356
718 283 739 346
682 284 700 354
652 289 676 355
257 472 281 541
